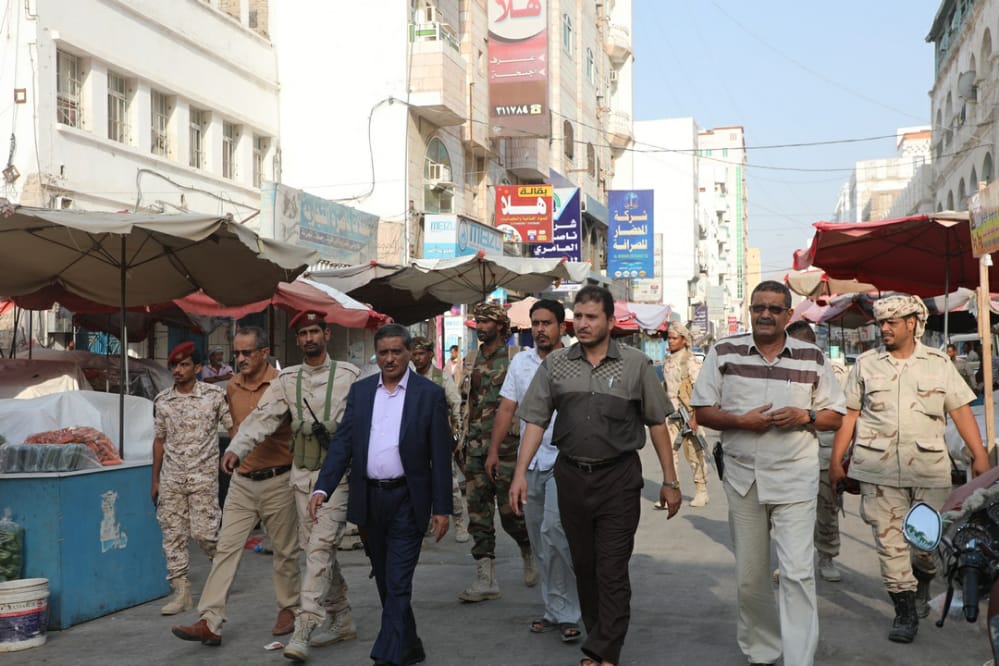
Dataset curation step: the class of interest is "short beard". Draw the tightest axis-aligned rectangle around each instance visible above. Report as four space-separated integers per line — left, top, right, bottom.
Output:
303 345 324 357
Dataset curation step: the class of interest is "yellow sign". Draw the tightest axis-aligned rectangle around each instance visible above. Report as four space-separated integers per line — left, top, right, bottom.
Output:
969 182 999 257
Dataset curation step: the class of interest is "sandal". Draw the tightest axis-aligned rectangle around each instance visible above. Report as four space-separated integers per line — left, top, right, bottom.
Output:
529 618 556 633
560 623 582 643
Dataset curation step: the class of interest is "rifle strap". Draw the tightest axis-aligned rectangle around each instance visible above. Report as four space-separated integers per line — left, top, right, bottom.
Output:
295 359 338 425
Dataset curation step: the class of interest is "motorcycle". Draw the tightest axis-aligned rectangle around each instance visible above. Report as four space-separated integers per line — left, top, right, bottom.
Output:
903 465 999 662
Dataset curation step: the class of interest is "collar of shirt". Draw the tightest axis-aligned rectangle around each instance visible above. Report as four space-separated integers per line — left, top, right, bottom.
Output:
565 338 622 362
166 380 212 400
874 341 932 362
478 343 506 362
229 365 278 393
747 336 793 361
377 367 411 395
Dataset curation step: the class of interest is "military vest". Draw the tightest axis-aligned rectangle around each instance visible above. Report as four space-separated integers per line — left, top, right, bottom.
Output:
290 361 339 471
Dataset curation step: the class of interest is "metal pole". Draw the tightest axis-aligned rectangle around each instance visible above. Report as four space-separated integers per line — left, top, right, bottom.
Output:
119 236 127 459
944 234 951 342
980 255 996 466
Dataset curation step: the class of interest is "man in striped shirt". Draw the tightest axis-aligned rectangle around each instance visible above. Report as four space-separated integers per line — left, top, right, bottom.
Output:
692 280 845 666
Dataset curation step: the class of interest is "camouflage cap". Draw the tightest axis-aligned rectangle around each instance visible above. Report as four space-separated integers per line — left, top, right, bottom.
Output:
410 336 434 352
873 294 929 337
473 302 510 327
667 321 692 345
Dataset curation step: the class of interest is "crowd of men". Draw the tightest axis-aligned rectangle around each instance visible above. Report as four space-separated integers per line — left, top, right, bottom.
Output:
148 282 991 666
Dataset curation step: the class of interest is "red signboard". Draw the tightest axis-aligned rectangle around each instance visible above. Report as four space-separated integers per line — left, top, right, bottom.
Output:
488 0 549 138
495 184 553 243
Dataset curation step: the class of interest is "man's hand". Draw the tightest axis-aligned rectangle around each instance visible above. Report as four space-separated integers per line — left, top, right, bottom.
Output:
509 473 528 516
308 492 326 523
972 452 991 477
150 478 159 506
657 486 682 518
484 450 500 480
431 515 449 542
220 451 239 475
769 406 808 429
829 461 846 489
740 404 774 433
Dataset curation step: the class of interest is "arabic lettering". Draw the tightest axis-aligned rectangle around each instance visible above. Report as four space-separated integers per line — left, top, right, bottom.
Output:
495 0 543 22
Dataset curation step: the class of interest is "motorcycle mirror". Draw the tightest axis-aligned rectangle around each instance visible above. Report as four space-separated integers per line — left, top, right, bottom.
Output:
903 502 943 551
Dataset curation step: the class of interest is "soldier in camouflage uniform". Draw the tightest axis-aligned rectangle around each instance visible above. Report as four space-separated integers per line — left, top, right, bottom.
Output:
459 302 535 602
786 320 848 583
831 294 990 644
662 322 709 507
152 341 234 616
410 336 470 543
223 310 360 662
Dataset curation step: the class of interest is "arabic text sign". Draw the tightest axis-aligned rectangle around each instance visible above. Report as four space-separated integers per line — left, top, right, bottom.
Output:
495 184 553 243
969 182 999 257
531 187 580 260
423 214 504 259
488 0 549 137
265 183 378 266
608 190 654 278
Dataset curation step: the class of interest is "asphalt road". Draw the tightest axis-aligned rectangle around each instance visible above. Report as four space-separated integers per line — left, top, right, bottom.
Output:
6 443 992 665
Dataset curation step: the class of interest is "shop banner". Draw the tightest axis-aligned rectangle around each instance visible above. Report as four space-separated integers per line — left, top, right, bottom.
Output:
608 189 654 278
423 214 504 259
496 184 553 243
970 182 999 256
531 187 580 260
488 0 549 137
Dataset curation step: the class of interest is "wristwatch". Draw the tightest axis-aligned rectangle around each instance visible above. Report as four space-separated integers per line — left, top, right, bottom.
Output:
663 480 680 490
807 409 817 424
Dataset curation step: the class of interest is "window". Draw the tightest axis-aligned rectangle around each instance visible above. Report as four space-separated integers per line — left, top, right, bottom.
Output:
253 135 269 187
107 71 129 143
189 108 206 168
57 50 82 127
222 121 237 179
150 90 170 156
424 137 453 214
562 14 573 56
585 48 595 84
587 143 595 176
563 121 574 160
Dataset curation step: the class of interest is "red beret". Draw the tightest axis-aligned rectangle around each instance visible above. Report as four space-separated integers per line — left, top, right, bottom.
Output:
168 341 196 365
289 309 326 331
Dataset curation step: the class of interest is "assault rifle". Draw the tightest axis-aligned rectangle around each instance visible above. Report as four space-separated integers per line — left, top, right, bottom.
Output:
669 403 708 452
302 398 330 450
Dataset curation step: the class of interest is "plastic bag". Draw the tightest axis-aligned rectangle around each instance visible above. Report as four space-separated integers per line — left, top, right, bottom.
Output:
0 443 102 472
0 508 23 582
24 427 123 465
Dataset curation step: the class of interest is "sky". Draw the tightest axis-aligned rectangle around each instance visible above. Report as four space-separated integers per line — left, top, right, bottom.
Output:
632 0 942 280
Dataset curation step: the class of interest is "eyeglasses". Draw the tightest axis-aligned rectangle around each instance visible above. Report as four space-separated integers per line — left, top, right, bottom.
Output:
750 304 789 315
233 348 263 357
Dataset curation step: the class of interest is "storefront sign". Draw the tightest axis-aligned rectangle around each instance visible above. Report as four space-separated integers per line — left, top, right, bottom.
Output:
531 187 580 260
495 184 553 243
488 0 549 137
423 214 504 259
608 190 654 278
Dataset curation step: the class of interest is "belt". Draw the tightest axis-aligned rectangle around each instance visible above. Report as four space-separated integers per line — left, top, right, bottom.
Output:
367 477 406 489
237 465 292 481
561 454 626 473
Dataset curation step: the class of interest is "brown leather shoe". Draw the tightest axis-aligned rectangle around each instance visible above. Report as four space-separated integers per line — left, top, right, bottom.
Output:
171 619 221 646
272 607 295 636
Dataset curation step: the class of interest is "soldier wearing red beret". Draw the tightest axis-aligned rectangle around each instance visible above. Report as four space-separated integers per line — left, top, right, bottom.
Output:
153 341 234 616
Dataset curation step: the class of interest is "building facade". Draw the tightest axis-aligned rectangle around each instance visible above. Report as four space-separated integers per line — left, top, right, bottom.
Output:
1 0 277 221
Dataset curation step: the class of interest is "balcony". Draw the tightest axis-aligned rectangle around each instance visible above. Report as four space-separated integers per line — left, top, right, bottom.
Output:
604 24 632 65
604 111 633 150
409 20 468 127
505 137 550 181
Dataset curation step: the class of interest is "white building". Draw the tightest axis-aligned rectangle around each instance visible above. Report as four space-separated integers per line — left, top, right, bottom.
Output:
832 126 931 222
926 0 998 212
273 0 630 273
1 0 277 222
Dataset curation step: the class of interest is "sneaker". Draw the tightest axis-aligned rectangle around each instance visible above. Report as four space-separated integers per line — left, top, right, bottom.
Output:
818 555 842 582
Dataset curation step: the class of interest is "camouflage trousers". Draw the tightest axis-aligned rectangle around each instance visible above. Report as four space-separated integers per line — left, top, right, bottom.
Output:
667 421 708 489
290 464 350 622
859 482 949 593
815 448 840 558
157 481 220 581
464 450 530 560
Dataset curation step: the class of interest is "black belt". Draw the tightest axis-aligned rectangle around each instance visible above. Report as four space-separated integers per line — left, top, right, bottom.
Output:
367 477 406 489
237 465 291 481
561 454 626 473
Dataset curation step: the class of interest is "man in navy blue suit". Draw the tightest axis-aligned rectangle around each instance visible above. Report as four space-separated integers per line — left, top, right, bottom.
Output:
309 324 453 666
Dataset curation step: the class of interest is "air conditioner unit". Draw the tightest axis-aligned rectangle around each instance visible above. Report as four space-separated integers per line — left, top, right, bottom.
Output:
609 70 619 84
418 5 441 23
427 162 451 182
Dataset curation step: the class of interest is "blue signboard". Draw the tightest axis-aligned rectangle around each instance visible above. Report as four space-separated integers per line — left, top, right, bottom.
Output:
608 189 654 278
423 214 504 259
531 187 581 261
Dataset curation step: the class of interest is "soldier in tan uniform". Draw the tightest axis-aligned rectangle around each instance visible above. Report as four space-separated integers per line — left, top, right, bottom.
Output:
830 294 990 644
786 320 848 583
222 310 360 662
152 341 234 616
662 322 709 507
410 336 470 543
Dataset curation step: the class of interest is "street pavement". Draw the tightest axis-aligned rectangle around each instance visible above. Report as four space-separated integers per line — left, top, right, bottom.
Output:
8 443 992 665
